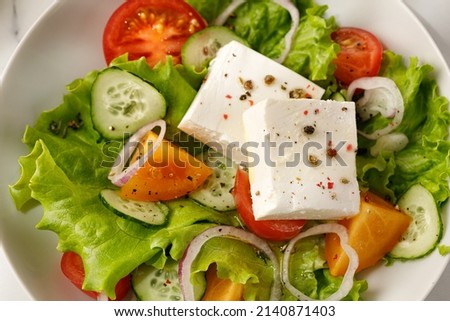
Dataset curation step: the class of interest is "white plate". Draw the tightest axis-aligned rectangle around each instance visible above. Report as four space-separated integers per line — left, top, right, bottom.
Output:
0 0 449 300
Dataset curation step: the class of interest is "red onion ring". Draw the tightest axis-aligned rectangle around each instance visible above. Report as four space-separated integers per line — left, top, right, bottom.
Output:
178 225 282 301
273 0 300 63
108 119 166 187
282 223 359 301
348 76 404 140
212 0 245 26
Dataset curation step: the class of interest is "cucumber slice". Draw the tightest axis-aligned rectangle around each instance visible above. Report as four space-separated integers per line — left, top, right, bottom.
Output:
91 68 166 140
100 189 169 226
189 150 237 211
181 26 249 71
132 259 182 301
389 184 442 259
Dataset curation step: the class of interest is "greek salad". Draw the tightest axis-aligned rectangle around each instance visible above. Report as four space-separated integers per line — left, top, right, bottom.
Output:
8 0 450 301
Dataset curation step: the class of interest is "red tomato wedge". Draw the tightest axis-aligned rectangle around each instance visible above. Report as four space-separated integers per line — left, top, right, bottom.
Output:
60 252 131 300
232 169 306 242
331 27 383 86
103 0 207 67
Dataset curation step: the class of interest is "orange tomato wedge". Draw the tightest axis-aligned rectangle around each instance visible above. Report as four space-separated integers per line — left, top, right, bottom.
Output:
120 131 212 201
325 191 411 276
202 264 244 301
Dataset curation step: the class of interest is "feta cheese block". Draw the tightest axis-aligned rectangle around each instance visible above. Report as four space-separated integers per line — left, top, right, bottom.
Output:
242 98 360 220
178 41 324 163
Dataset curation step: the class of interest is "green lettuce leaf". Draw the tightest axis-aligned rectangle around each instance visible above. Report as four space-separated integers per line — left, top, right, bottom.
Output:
226 0 292 59
229 0 338 82
356 150 397 202
190 237 274 300
8 141 43 209
283 3 339 82
185 0 233 23
357 51 450 204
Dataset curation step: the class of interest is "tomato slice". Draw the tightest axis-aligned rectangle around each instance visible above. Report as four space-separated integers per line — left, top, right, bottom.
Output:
103 0 207 67
60 252 131 300
331 27 383 86
232 169 306 242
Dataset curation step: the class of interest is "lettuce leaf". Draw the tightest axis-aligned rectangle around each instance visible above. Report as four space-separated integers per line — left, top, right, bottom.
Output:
357 51 450 204
9 57 237 299
283 3 339 83
185 0 233 23
190 237 274 300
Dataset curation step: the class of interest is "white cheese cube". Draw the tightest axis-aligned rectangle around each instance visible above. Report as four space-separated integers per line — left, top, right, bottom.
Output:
178 41 324 163
242 98 360 220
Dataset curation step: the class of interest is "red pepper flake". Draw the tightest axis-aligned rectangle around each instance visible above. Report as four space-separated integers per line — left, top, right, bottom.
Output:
314 108 320 114
248 99 254 106
304 110 309 116
225 94 232 99
316 181 323 188
223 113 229 120
346 144 354 152
327 182 334 189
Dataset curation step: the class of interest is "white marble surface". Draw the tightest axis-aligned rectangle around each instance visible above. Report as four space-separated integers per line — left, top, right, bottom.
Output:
0 0 449 301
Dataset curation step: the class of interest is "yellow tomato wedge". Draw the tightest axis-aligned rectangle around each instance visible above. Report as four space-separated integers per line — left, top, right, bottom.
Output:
325 191 411 276
202 264 244 301
120 131 212 201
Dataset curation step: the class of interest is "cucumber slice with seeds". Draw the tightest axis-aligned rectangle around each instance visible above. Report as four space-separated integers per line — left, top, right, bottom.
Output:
181 26 249 72
132 259 182 301
91 68 166 140
389 184 442 259
100 189 169 226
189 150 237 211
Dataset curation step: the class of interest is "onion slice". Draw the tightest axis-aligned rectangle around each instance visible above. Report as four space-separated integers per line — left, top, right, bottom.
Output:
370 132 409 157
108 119 166 187
212 0 299 64
97 292 109 301
178 225 282 301
347 76 404 140
282 223 359 301
273 0 300 64
212 0 246 26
